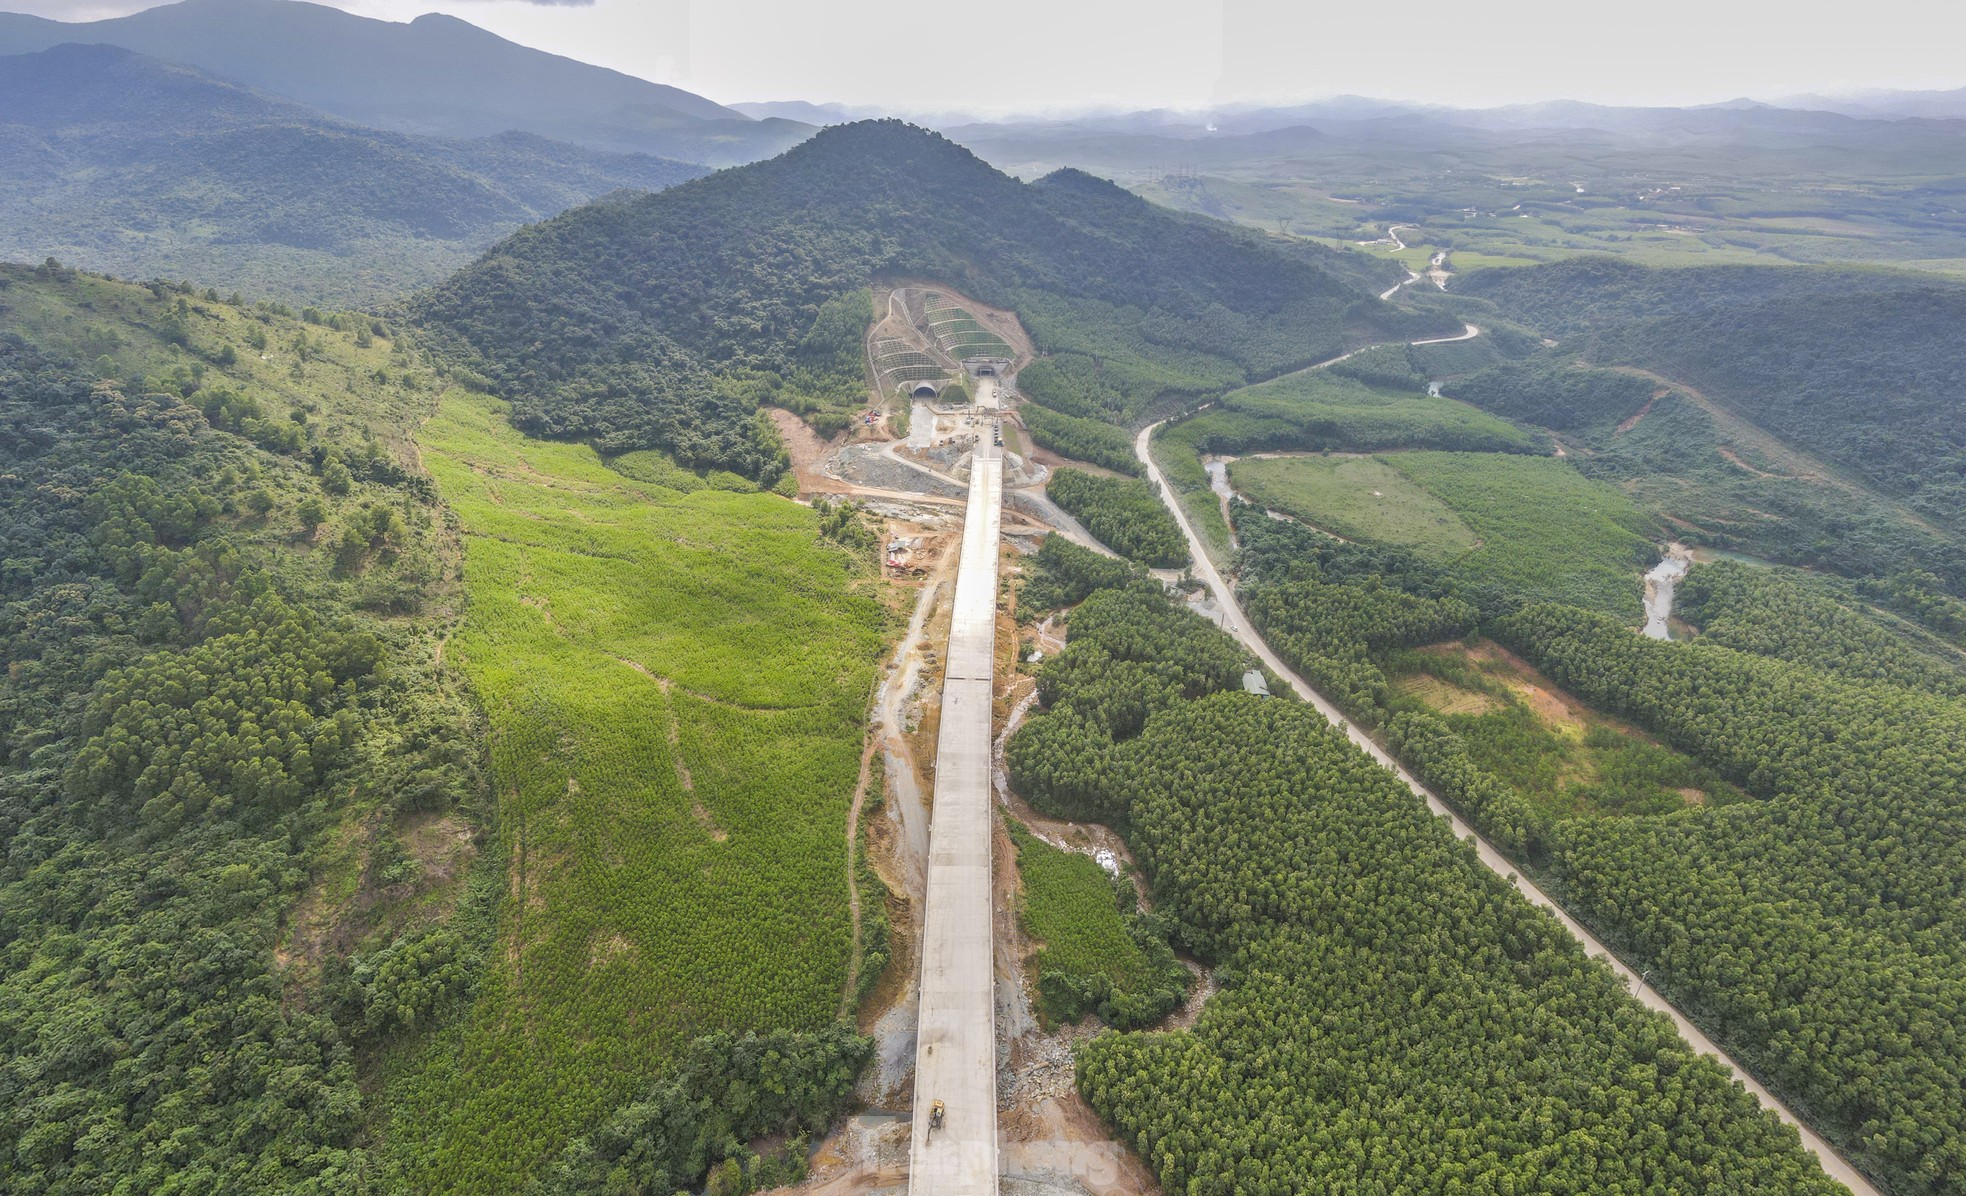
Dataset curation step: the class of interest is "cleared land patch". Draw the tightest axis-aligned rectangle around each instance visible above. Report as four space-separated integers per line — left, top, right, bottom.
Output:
1388 639 1740 819
1207 370 1540 455
1008 821 1188 1031
1385 452 1656 619
386 389 886 1192
1228 455 1477 561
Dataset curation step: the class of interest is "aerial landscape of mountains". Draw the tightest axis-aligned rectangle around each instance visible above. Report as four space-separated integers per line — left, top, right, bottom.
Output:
3 2 1965 1195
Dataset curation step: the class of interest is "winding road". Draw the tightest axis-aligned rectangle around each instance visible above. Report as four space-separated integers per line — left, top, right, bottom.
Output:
1133 338 1883 1196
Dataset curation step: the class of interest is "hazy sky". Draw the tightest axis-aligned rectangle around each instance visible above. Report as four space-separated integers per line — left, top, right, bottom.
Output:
11 0 1966 112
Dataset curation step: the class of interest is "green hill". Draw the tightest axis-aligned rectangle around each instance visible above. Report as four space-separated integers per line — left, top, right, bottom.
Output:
0 44 709 305
413 119 1429 474
0 259 888 1195
0 261 479 1190
1460 257 1966 537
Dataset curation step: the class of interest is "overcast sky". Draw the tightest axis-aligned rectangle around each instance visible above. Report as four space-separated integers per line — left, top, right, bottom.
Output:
11 0 1966 112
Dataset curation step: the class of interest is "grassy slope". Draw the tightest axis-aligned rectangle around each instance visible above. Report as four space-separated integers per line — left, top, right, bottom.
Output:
1220 371 1539 451
1229 455 1476 561
1151 371 1536 566
381 390 886 1191
1387 452 1656 619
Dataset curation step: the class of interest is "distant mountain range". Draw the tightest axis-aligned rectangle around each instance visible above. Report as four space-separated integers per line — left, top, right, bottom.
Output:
935 93 1966 177
3 0 1961 307
1774 87 1966 121
0 0 810 165
0 43 708 305
744 88 1966 137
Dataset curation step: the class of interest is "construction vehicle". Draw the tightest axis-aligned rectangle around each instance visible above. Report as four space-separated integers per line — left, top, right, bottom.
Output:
927 1100 946 1138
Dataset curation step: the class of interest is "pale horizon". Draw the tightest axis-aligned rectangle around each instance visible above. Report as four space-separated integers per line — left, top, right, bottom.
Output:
6 0 1965 117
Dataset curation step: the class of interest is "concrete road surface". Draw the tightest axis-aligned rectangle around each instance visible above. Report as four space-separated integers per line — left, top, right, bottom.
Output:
908 437 1003 1196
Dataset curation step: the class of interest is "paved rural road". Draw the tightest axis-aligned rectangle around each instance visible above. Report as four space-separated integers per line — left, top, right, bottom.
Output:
1133 349 1883 1196
1411 321 1480 345
908 426 1004 1195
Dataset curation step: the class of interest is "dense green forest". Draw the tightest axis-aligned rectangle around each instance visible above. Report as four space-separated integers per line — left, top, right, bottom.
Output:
1006 555 1841 1193
527 1026 871 1194
1016 350 1210 426
1232 488 1966 1193
414 120 1437 476
1445 357 1657 430
1461 257 1966 540
0 263 479 1191
1019 532 1143 612
1047 470 1189 568
1678 560 1966 693
1018 401 1143 474
1497 603 1966 1194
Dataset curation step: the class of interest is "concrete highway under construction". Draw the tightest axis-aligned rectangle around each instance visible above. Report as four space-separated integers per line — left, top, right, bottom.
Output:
906 376 1004 1195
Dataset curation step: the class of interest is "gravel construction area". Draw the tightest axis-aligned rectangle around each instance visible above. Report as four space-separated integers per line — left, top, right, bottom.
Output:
1008 491 1107 555
827 442 967 498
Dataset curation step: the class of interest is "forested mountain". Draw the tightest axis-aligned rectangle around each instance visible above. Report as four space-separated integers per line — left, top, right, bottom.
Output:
0 44 708 306
1459 257 1966 532
0 0 808 166
0 262 481 1190
414 119 1427 474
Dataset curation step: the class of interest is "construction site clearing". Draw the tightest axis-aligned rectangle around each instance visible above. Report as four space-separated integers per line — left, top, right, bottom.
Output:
765 297 1183 1195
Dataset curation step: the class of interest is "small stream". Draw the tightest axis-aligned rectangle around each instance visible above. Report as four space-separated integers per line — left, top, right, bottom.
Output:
1642 544 1693 640
1203 458 1234 500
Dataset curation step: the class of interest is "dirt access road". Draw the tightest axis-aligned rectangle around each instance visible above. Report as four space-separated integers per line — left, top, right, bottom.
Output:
1133 335 1883 1196
906 434 1004 1196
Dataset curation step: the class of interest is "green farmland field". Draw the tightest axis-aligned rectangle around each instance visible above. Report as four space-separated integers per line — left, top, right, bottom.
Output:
382 390 887 1192
1208 371 1540 456
1152 371 1537 565
1388 452 1657 618
1228 451 1655 618
1229 455 1477 561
